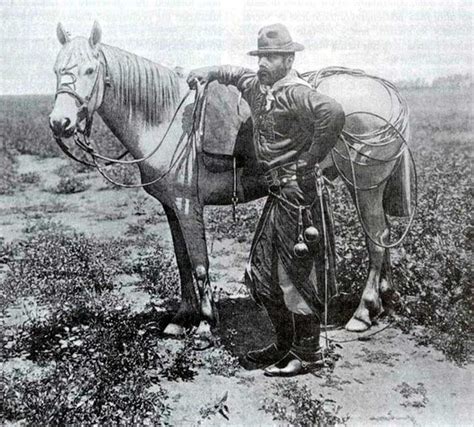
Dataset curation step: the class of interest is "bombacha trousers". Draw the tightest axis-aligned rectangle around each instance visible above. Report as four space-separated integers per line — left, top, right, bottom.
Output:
245 174 337 316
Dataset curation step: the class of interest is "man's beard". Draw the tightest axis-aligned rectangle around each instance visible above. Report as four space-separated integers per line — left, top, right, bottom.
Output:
257 66 289 86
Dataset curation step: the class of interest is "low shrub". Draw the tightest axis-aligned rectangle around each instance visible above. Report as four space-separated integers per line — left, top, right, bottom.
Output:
0 95 125 160
0 148 18 195
132 195 149 216
3 228 127 307
261 380 348 426
205 201 263 243
1 367 170 426
204 347 240 377
160 338 199 381
54 176 89 194
390 146 472 364
2 298 170 425
1 95 59 158
17 171 41 185
125 222 146 236
12 201 69 216
128 245 180 303
102 163 139 188
55 162 94 177
22 218 71 234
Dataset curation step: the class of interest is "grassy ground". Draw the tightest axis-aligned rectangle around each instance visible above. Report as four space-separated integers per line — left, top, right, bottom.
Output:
0 86 472 425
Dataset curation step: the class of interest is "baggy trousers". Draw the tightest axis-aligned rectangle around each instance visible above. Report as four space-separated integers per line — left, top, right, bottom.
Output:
245 175 337 316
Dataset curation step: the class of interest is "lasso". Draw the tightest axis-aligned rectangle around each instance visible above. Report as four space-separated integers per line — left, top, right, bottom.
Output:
303 67 417 249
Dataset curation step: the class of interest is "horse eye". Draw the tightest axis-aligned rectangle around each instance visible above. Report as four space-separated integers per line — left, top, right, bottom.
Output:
85 67 95 76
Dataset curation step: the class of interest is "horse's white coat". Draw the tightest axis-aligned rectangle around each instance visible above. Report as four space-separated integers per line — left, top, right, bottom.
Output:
136 83 193 173
137 125 176 169
175 197 190 215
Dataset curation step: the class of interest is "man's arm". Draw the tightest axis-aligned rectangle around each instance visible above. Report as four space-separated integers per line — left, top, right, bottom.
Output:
287 85 345 167
187 65 255 94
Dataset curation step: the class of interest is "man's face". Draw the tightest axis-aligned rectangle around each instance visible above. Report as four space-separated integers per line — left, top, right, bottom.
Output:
257 53 293 86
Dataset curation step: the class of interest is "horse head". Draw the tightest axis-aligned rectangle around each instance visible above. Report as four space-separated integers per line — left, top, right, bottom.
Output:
49 21 107 138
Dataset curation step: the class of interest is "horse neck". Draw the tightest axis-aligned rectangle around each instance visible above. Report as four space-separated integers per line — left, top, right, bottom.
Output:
97 86 187 162
95 47 185 160
96 91 141 156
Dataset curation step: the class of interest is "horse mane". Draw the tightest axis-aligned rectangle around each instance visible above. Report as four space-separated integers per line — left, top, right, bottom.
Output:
99 43 181 126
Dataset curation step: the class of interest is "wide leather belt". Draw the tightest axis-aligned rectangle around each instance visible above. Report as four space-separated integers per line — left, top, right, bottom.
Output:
264 165 316 191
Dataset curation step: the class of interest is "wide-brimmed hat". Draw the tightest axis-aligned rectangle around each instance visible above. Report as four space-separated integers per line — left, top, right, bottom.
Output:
248 23 304 56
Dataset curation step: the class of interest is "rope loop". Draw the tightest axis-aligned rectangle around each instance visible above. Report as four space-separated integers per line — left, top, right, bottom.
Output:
303 67 417 249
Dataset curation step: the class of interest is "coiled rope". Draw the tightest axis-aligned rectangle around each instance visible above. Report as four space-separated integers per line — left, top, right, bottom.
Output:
303 67 417 249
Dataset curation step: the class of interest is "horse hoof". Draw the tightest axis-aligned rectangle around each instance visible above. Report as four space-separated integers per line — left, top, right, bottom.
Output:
193 337 213 351
381 289 401 309
193 321 214 351
195 320 211 336
345 316 371 332
163 323 186 336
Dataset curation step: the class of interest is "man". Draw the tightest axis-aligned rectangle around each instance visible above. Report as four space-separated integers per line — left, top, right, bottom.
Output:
188 23 345 376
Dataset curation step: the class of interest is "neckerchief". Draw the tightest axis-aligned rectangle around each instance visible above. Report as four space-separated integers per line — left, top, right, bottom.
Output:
260 70 312 111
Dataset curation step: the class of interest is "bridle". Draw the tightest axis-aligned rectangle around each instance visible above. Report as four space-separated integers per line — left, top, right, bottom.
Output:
52 52 206 186
54 51 109 137
53 51 119 167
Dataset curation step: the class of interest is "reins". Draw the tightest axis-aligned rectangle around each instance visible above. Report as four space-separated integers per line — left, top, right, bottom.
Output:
53 54 209 187
85 87 204 188
80 90 193 166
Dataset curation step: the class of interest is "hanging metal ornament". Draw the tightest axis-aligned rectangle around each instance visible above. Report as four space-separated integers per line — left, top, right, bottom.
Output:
293 206 309 258
294 234 309 258
304 225 320 243
302 208 320 243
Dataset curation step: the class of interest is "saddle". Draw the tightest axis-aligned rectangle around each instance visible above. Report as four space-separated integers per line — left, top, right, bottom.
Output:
185 82 256 172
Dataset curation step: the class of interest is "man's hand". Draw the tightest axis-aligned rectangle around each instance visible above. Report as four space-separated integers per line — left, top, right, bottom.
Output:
186 66 218 89
297 152 315 171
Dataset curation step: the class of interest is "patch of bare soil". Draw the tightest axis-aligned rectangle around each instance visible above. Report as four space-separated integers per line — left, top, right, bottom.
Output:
1 155 472 426
0 155 171 243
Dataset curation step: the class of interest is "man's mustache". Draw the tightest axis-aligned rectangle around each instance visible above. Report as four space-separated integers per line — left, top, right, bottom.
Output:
257 68 271 79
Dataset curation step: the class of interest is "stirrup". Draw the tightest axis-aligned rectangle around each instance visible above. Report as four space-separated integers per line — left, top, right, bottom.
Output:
264 351 323 377
246 343 289 365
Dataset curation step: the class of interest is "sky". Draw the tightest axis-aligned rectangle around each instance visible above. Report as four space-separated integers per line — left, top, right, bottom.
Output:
1 0 472 95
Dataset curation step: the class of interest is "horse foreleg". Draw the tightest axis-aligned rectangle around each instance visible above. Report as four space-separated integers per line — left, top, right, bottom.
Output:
163 205 201 335
171 201 219 328
380 247 400 315
346 187 388 332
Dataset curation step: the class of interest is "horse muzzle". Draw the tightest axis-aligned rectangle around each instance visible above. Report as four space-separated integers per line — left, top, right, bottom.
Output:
49 115 76 138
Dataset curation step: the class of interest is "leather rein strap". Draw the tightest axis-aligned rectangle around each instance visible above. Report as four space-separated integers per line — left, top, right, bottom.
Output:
53 59 204 188
53 53 128 166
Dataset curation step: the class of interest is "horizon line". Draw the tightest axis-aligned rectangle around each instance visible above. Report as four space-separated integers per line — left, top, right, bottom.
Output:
1 71 472 97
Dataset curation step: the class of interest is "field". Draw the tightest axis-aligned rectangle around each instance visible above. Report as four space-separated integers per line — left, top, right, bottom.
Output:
1 87 472 425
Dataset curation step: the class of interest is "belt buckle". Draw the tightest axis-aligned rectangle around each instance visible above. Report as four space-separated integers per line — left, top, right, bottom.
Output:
269 178 280 192
266 170 280 191
281 174 297 185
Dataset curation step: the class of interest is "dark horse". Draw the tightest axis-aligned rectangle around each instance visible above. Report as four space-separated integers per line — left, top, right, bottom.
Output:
49 23 412 338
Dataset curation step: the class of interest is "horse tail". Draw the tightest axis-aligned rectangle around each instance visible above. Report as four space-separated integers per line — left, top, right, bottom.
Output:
383 149 413 217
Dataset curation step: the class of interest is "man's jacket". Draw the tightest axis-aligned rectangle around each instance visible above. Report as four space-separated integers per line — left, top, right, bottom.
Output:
215 67 345 172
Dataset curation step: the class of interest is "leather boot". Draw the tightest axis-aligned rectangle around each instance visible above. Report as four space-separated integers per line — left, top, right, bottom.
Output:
264 313 322 376
246 299 293 365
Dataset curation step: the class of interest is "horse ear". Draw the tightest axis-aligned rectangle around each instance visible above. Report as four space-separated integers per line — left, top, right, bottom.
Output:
89 21 102 48
57 22 70 45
